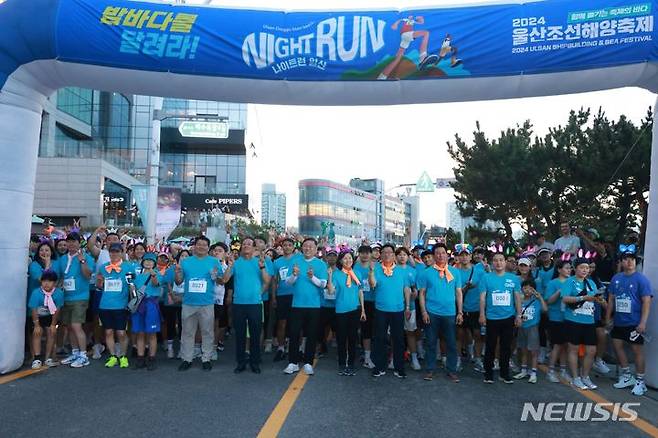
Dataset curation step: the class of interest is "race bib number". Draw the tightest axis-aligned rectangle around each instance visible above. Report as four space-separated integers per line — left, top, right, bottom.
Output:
37 306 51 316
189 279 207 293
104 278 122 292
63 278 76 292
616 297 632 314
574 301 594 316
279 267 289 281
492 291 511 307
323 288 335 300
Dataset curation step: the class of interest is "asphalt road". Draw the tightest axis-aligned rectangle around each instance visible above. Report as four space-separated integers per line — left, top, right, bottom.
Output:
1 342 657 438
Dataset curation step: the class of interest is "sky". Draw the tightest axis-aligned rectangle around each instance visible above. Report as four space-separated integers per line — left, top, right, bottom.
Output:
181 0 657 229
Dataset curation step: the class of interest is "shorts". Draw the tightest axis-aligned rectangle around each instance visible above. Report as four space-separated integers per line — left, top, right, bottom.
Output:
517 325 540 351
29 315 53 330
361 301 375 340
99 309 129 331
463 311 481 332
214 304 229 328
564 320 597 346
276 295 293 321
404 309 417 332
400 31 414 49
548 320 567 345
61 300 88 325
611 325 645 345
131 299 161 333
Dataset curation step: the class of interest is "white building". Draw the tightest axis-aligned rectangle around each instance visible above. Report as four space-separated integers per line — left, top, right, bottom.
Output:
261 183 286 229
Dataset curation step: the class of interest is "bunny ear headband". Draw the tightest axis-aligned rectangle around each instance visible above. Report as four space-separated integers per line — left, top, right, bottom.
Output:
577 249 597 260
487 244 504 254
560 253 572 261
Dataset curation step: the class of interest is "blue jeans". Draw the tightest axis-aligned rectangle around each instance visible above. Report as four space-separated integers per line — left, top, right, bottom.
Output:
425 313 458 373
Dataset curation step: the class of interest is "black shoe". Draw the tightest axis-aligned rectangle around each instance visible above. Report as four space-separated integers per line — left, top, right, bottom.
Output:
394 370 407 379
132 356 146 370
146 356 157 371
178 361 192 371
131 346 138 358
372 370 386 378
202 361 212 371
250 364 261 374
234 364 247 374
338 368 347 376
273 349 285 362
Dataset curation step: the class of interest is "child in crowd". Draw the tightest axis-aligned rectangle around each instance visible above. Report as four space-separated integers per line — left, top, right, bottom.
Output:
28 270 64 369
514 278 547 383
131 252 163 370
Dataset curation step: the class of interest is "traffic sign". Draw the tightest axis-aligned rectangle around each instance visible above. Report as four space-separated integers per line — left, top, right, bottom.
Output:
416 171 435 192
178 120 229 139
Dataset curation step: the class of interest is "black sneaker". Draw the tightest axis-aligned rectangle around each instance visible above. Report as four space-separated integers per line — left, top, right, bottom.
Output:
217 342 225 352
132 356 146 370
178 361 192 371
338 368 347 376
146 357 157 371
372 370 386 378
394 370 407 379
250 364 261 374
234 363 247 374
499 376 514 384
346 368 356 376
202 361 212 371
273 349 285 362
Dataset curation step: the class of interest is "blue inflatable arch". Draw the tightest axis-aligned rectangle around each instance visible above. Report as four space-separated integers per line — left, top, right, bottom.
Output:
1 0 658 382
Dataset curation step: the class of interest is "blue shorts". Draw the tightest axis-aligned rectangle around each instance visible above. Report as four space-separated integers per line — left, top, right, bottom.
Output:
99 309 129 331
131 299 161 334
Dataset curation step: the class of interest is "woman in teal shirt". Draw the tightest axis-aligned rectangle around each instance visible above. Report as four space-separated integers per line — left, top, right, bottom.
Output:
327 251 365 376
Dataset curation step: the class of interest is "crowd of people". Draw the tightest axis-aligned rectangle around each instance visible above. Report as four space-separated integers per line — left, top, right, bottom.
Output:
25 221 652 396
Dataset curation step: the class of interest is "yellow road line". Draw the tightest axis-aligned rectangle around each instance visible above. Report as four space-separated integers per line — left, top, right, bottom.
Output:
538 365 658 437
0 368 45 385
257 365 314 438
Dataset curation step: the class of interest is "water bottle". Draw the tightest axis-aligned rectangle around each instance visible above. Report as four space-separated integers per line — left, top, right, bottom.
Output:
480 325 486 336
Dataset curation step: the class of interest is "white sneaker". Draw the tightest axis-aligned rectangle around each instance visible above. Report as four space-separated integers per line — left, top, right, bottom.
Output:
70 355 90 368
92 344 105 360
513 370 528 380
572 377 588 390
528 373 537 384
167 347 174 359
363 357 375 369
559 369 571 382
582 376 598 390
387 359 394 370
31 359 42 370
411 357 421 371
631 381 648 396
61 353 78 365
592 358 610 374
283 363 300 374
45 358 58 367
614 374 636 389
303 363 314 375
547 370 560 383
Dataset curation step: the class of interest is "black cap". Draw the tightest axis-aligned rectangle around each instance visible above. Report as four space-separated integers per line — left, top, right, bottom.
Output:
66 232 81 242
109 242 123 252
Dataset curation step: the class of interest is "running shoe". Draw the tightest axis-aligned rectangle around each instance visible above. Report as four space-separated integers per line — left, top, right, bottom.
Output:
105 355 119 368
631 381 648 396
283 363 300 375
119 356 129 368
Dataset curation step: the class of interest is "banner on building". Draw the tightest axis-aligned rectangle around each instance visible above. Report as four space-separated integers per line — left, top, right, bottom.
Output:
156 186 181 241
132 184 150 226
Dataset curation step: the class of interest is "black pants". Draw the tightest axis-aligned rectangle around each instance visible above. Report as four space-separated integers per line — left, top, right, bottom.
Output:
336 310 360 368
484 316 515 379
163 306 182 341
233 304 263 366
288 307 321 365
373 310 405 373
539 313 548 348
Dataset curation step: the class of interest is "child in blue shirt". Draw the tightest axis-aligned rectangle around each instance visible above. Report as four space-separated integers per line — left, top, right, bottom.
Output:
130 252 163 370
28 270 64 369
514 278 547 383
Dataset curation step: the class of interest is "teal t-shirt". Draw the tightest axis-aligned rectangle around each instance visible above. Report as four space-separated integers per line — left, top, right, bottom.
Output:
373 264 411 312
397 265 417 311
481 272 521 320
273 255 296 296
544 277 567 322
534 265 555 294
561 277 597 325
232 257 264 305
332 270 360 314
57 253 95 302
353 262 374 301
133 271 164 298
520 296 542 328
28 287 65 315
417 265 461 317
456 265 483 312
180 255 222 307
98 262 135 310
292 257 327 309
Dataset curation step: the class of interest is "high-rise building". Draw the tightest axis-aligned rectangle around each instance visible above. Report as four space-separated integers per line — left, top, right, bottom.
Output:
402 195 420 245
34 88 249 227
298 179 377 247
349 178 384 242
384 195 406 245
261 183 286 230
